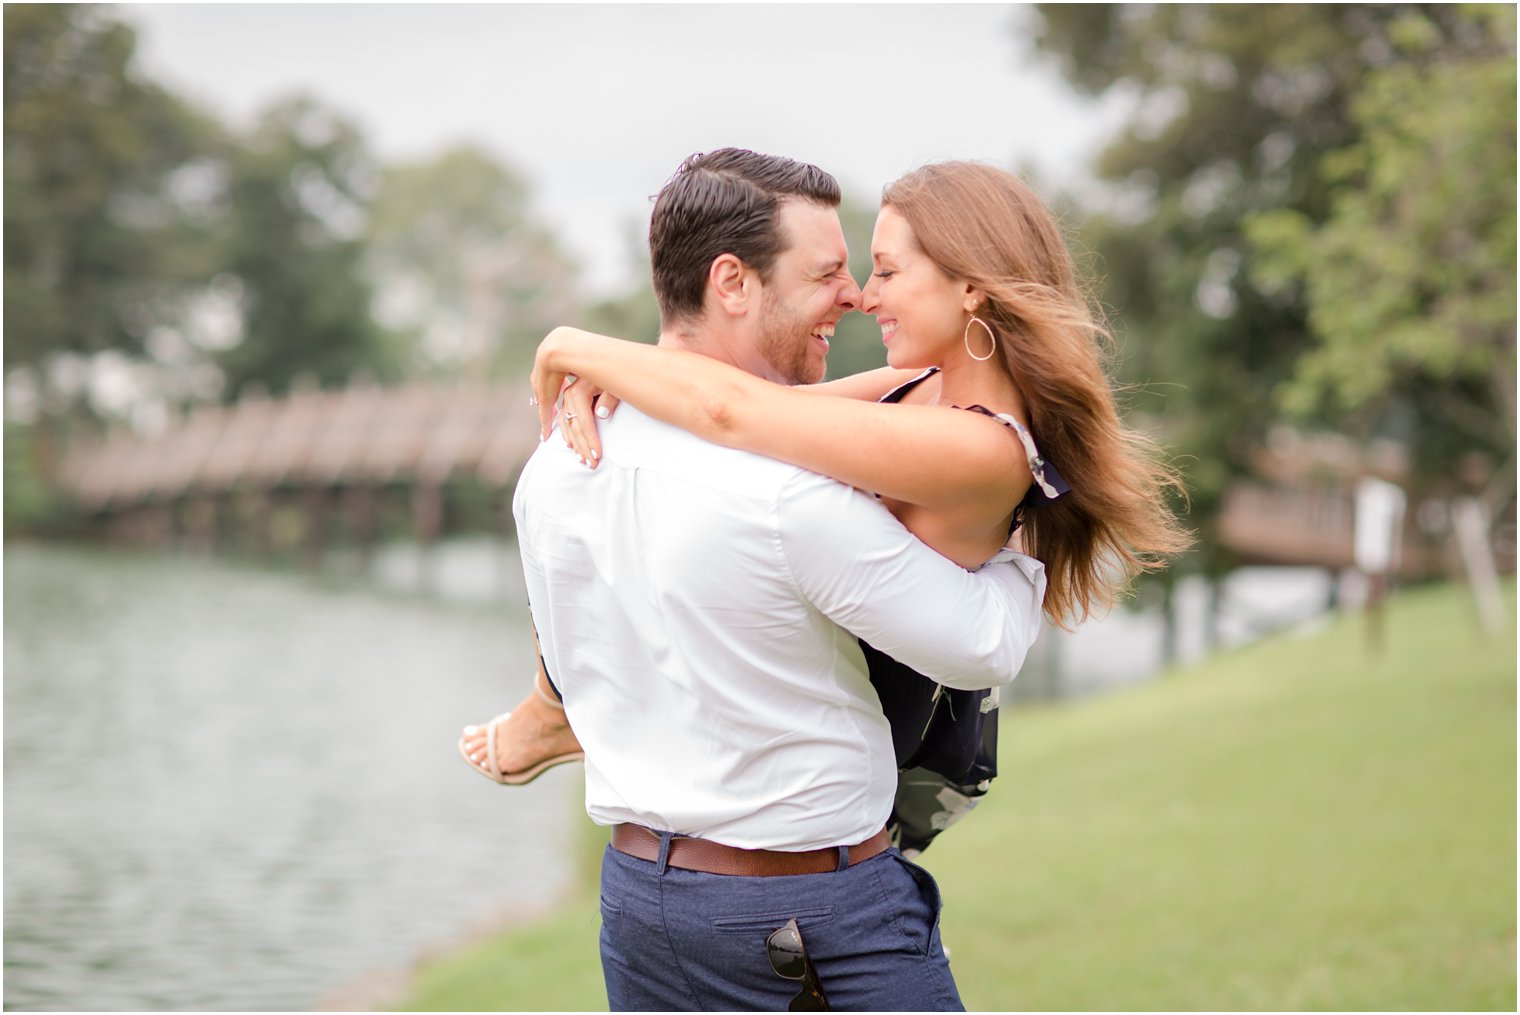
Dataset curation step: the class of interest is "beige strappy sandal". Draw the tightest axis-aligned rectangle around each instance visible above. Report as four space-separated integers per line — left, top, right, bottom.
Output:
457 681 586 786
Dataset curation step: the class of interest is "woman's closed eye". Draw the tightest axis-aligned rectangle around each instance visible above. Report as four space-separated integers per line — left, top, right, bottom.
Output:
873 270 896 280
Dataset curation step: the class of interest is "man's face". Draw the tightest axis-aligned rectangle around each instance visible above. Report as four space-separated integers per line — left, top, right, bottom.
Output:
753 201 861 385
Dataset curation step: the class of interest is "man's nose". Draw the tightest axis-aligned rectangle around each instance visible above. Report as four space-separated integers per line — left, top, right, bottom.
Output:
837 275 862 312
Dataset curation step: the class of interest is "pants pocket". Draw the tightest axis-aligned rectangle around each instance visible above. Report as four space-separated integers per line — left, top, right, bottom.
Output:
881 851 944 958
710 906 835 935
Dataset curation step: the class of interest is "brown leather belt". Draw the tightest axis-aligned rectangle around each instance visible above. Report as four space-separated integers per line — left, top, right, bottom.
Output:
611 823 891 877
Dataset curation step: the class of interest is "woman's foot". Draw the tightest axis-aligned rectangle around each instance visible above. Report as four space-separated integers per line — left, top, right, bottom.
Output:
459 686 585 785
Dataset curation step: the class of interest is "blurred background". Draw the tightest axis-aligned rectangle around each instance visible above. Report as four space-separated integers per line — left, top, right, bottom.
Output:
4 3 1514 1011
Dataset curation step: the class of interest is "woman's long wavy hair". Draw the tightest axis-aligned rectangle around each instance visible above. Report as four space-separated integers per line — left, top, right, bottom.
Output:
883 162 1192 626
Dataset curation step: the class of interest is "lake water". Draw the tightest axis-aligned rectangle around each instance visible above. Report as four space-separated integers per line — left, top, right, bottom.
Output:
1021 565 1337 699
3 542 580 1011
3 539 1334 1010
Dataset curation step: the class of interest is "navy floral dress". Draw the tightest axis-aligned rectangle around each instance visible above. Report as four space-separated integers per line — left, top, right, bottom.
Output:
869 369 1069 855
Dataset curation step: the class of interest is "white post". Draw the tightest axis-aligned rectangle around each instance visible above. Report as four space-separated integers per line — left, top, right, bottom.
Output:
1355 478 1407 652
1452 497 1505 635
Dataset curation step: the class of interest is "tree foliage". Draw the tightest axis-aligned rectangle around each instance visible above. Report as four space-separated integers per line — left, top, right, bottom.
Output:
366 145 581 378
4 5 397 416
1032 3 1517 569
213 96 392 397
5 5 602 424
1246 6 1516 482
4 3 210 376
582 218 661 347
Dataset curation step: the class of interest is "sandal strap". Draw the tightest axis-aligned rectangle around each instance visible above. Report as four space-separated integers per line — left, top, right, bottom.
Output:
532 676 565 711
484 713 507 779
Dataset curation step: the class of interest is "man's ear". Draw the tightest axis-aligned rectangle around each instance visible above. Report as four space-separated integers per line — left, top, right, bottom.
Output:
709 254 755 315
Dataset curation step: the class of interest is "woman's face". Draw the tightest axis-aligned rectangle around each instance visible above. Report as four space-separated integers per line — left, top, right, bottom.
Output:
862 205 973 371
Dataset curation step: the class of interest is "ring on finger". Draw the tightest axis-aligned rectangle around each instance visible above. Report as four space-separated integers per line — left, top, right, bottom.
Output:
565 411 578 421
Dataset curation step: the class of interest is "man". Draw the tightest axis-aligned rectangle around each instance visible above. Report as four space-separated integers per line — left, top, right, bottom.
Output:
514 149 1044 1011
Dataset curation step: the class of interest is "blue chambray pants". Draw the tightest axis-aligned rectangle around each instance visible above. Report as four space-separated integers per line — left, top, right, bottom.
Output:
597 833 964 1012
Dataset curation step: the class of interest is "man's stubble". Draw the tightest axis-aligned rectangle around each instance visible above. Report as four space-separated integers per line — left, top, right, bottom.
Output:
757 285 828 386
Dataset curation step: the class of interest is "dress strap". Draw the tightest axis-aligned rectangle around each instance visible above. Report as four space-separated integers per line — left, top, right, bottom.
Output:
960 404 1070 502
878 367 940 405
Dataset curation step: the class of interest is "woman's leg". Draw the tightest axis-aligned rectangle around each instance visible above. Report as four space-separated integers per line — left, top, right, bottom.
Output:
459 631 584 781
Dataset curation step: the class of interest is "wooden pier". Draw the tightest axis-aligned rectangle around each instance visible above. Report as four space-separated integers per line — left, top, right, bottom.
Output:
56 380 543 560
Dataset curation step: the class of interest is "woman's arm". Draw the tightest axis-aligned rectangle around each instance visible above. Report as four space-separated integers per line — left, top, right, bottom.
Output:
802 366 925 402
547 355 917 451
535 327 1030 514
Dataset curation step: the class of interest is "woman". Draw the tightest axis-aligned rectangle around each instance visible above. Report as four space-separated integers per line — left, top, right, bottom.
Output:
461 161 1190 850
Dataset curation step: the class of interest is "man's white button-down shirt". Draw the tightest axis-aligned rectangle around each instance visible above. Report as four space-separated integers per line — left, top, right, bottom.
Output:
514 407 1046 851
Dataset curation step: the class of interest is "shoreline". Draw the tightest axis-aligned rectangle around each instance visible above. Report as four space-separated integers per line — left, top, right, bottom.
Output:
314 897 562 1011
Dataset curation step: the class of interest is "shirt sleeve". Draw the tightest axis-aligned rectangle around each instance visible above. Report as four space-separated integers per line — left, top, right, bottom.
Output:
775 471 1048 691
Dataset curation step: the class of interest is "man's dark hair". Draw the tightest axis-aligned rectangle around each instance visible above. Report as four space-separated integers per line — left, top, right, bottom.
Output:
649 149 841 325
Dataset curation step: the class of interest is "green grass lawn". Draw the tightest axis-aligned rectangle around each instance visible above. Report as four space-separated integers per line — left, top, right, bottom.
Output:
396 582 1515 1011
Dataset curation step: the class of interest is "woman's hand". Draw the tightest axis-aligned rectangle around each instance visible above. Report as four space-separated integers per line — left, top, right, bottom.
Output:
555 374 618 468
532 327 621 468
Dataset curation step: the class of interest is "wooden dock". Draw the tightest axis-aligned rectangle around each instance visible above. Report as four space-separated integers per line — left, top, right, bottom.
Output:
56 380 543 558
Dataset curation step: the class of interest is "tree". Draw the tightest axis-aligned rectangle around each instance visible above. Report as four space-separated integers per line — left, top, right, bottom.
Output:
4 3 213 384
1246 6 1516 500
582 218 661 348
4 4 223 528
1030 4 1512 571
4 7 396 419
365 145 582 379
213 96 394 397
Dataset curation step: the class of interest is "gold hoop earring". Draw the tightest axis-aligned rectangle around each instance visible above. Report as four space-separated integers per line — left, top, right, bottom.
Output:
964 316 996 362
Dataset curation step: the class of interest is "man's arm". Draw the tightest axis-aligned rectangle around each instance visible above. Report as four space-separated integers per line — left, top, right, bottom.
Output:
776 472 1047 691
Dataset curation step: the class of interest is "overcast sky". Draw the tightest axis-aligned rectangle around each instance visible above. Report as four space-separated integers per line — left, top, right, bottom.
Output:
124 3 1130 296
